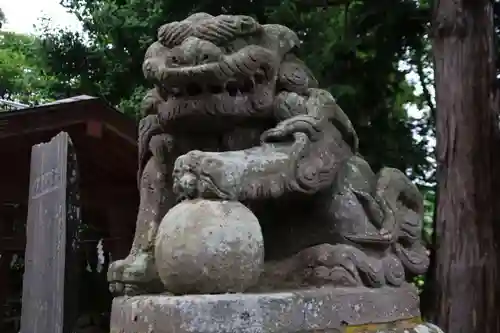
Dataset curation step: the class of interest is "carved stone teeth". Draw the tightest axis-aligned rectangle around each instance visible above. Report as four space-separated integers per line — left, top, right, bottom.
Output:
225 79 239 97
167 75 260 98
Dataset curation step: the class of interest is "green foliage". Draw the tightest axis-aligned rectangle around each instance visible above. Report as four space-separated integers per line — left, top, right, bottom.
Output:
422 190 435 244
412 187 435 292
0 31 58 106
118 85 149 119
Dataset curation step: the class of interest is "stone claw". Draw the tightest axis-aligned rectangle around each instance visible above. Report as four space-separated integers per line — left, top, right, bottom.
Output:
173 172 199 200
107 252 164 296
260 115 323 143
109 281 125 296
172 151 237 200
379 228 394 241
123 284 144 296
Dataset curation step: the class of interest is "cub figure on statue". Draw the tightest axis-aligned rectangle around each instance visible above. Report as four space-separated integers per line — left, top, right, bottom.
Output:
107 13 429 296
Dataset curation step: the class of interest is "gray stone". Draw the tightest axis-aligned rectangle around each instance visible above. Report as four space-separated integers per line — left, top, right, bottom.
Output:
154 199 264 294
109 13 430 294
21 132 81 333
110 284 421 333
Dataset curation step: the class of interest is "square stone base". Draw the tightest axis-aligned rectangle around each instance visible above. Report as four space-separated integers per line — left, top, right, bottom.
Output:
110 284 423 333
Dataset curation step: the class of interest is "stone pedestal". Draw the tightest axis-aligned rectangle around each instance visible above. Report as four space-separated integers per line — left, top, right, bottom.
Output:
110 284 443 333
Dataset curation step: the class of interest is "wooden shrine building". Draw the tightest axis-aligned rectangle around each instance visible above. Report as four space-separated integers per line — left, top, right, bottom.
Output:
0 96 139 332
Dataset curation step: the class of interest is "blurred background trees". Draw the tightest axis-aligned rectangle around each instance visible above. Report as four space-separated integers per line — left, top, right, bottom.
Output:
0 31 57 106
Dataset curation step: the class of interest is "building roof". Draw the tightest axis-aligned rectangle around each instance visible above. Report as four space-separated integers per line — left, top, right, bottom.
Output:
0 95 139 203
0 95 137 145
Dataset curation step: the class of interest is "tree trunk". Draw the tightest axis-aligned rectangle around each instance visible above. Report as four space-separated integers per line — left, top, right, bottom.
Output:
424 0 500 332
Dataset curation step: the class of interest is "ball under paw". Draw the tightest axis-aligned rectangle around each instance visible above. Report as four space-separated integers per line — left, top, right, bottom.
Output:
154 199 264 294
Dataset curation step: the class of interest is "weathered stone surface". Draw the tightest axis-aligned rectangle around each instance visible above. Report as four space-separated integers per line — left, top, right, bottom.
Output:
110 284 422 333
21 132 81 333
154 199 264 294
108 13 430 294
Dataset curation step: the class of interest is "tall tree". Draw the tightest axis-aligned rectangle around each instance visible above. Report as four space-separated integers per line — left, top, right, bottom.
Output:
424 0 500 331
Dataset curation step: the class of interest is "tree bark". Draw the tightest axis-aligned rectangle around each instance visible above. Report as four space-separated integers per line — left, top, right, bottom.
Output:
424 0 500 332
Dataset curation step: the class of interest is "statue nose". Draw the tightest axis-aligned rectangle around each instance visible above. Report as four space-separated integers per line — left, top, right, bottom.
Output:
171 36 223 66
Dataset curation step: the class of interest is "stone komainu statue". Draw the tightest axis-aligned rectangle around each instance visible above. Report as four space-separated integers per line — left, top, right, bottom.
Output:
107 13 429 296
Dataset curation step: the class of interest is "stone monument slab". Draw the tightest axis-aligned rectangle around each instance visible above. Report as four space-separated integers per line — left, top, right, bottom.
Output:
21 132 81 333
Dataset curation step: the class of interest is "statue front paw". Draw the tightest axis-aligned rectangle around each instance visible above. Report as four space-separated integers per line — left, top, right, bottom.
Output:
107 252 164 296
108 258 127 296
172 150 238 201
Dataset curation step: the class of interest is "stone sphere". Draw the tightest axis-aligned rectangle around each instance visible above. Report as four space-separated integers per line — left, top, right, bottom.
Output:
154 199 264 294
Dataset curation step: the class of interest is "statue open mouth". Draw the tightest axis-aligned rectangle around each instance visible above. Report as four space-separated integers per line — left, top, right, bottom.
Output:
157 69 273 122
162 68 265 99
143 41 278 123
